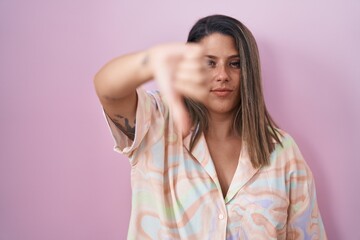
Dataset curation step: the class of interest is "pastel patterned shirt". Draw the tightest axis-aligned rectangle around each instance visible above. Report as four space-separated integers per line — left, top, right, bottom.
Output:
103 88 327 240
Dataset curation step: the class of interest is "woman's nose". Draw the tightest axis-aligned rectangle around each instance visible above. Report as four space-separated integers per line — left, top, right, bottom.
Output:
215 65 229 82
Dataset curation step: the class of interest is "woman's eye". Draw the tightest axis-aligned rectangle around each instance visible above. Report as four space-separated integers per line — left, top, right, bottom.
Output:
207 60 216 67
230 61 240 68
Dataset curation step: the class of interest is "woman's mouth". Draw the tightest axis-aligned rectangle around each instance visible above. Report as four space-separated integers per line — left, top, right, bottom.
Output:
210 88 233 97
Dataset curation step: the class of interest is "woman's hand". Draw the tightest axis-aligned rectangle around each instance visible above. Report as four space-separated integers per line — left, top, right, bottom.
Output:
148 43 208 136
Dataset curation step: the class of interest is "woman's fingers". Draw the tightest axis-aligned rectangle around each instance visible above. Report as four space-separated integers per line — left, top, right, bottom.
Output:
174 57 208 102
173 77 208 101
150 43 208 135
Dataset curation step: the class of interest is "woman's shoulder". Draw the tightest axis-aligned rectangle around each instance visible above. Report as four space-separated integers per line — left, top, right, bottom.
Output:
266 128 316 183
137 88 168 115
269 128 306 165
271 128 298 148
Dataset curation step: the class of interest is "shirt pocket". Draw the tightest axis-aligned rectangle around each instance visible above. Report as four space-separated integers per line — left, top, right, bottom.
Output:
232 202 288 239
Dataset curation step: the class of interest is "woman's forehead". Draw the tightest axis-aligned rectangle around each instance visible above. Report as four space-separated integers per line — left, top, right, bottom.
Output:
199 33 238 57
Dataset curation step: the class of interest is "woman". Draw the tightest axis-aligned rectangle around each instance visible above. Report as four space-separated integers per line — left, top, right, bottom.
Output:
94 14 326 240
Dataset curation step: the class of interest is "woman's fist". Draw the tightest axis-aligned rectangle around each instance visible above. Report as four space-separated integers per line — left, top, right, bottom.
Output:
148 43 208 136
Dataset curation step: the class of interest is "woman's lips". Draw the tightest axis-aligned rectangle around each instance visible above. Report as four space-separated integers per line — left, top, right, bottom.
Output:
210 89 233 97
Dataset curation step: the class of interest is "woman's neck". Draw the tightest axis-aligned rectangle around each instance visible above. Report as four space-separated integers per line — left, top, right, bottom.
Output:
205 112 237 141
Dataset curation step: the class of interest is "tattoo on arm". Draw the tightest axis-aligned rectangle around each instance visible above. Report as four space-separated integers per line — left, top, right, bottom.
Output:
142 53 149 66
112 114 136 141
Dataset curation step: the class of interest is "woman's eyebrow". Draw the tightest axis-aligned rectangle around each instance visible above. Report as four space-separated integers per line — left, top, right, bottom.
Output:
228 54 240 59
205 55 217 59
205 54 240 59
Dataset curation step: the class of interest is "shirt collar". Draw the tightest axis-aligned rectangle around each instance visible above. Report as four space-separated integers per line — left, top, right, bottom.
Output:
183 129 260 203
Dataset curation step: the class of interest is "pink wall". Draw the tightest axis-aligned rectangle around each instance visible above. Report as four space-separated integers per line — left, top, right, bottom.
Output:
1 0 359 239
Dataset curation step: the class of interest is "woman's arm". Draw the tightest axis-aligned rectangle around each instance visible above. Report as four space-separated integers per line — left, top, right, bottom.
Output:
284 137 327 239
94 44 208 138
94 50 152 140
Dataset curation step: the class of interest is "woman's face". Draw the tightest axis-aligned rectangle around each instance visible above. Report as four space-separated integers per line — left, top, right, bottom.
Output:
199 33 241 117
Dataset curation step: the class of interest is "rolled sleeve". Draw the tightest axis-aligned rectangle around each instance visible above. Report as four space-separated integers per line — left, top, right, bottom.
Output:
103 87 157 160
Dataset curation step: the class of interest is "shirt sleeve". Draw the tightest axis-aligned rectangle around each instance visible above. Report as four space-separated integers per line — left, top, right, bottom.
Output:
284 135 327 239
103 87 166 163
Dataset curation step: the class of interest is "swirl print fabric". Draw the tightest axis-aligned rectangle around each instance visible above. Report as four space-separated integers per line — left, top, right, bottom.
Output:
103 88 327 240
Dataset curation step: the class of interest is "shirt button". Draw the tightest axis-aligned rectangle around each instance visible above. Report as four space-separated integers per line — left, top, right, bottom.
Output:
218 214 224 220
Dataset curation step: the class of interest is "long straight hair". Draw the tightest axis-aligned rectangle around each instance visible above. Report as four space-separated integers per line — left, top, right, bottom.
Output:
185 14 282 168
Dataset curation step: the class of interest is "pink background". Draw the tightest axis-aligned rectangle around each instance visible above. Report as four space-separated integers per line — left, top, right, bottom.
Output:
1 0 359 239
